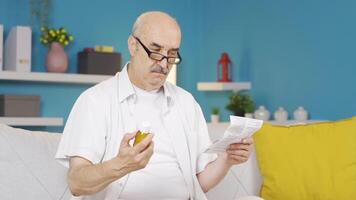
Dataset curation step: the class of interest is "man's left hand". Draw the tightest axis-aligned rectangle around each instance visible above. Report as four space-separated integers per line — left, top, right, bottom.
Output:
225 137 254 165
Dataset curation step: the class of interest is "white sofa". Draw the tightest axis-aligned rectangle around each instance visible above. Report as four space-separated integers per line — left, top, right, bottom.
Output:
0 124 72 200
0 123 262 200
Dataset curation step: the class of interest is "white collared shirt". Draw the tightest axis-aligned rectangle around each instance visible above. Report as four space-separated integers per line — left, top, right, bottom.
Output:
56 63 217 200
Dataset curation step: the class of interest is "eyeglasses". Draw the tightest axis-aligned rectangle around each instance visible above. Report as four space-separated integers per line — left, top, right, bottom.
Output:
133 36 182 65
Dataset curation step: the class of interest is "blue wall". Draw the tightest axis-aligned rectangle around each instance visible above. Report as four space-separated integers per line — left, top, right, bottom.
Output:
1 0 355 132
199 0 356 121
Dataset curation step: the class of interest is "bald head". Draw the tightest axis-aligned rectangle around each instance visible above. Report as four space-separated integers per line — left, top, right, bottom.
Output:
131 11 181 39
127 11 181 91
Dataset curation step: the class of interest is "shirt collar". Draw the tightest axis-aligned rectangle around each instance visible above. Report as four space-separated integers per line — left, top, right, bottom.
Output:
117 63 135 103
118 62 173 107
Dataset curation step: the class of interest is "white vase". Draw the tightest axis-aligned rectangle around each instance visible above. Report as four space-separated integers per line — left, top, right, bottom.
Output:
293 106 308 121
274 107 288 122
211 114 219 123
244 113 254 118
254 105 270 121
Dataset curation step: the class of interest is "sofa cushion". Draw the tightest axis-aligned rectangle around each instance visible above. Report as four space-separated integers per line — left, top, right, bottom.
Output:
253 117 356 200
0 124 71 200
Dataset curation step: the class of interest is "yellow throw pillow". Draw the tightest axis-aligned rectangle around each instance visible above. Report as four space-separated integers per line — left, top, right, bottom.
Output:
253 117 356 200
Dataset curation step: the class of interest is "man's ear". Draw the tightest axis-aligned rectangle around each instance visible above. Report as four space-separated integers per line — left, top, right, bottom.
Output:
128 35 138 56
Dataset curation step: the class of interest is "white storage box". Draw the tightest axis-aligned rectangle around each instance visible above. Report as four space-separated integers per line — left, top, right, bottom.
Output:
4 26 32 72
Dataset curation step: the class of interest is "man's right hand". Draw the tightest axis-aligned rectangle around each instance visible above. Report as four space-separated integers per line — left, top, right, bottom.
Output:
110 132 154 174
67 133 154 196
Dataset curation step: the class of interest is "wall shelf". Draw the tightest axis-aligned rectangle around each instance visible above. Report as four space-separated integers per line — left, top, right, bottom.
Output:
0 71 112 84
0 117 64 126
197 82 251 91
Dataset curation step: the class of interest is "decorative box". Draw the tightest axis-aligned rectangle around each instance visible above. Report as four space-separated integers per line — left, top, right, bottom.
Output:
77 51 121 75
0 94 40 117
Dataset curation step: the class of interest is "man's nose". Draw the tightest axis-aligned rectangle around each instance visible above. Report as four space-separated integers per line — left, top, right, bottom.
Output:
159 56 168 68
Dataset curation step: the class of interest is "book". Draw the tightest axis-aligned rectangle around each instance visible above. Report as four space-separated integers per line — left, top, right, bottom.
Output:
94 45 114 53
4 26 32 72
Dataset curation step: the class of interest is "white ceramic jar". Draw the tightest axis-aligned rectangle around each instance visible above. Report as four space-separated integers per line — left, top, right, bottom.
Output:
254 105 270 121
293 106 308 121
244 113 254 118
274 107 288 122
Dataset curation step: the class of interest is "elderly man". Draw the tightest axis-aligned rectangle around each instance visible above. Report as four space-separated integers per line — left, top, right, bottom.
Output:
56 11 253 200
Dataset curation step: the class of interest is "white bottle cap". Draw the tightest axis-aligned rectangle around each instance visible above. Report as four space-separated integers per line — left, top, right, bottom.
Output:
139 121 151 133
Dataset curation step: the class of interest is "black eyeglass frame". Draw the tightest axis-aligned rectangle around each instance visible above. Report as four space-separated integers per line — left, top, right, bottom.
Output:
133 36 182 65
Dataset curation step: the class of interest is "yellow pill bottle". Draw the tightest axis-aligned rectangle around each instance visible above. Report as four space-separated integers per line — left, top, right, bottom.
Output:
133 121 151 146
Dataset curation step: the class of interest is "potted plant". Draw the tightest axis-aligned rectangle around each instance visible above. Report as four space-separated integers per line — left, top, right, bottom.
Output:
211 107 220 123
225 91 254 117
40 26 74 73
